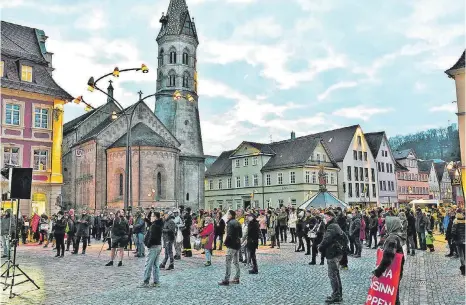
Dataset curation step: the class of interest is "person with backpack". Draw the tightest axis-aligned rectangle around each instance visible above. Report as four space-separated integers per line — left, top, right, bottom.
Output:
139 211 163 288
318 210 345 304
372 216 406 305
218 210 242 286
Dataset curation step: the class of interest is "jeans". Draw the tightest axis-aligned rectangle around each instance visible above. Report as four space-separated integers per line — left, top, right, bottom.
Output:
213 234 223 250
205 249 212 262
407 235 415 253
66 234 75 250
353 237 362 256
368 230 377 248
279 225 287 242
74 236 87 253
417 231 426 250
457 244 465 266
143 245 162 284
2 235 9 256
55 233 65 256
327 256 343 297
260 229 267 245
248 246 258 271
162 240 174 265
136 233 144 256
224 248 240 281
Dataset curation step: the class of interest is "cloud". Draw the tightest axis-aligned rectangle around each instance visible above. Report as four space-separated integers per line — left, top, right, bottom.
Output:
232 16 283 39
74 8 107 31
318 81 358 101
414 81 426 92
295 0 336 11
429 103 457 113
332 106 393 121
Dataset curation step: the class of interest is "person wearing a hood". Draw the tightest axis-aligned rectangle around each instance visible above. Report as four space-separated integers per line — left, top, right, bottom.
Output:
349 208 362 258
246 212 260 274
139 211 163 288
1 209 16 258
318 210 345 304
73 209 91 255
199 216 215 266
372 216 405 305
451 209 465 275
160 212 176 270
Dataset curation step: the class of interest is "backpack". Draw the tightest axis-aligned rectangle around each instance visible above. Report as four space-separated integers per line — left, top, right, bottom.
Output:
144 227 152 247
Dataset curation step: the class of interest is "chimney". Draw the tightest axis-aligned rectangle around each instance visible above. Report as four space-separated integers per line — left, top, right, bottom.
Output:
291 131 296 140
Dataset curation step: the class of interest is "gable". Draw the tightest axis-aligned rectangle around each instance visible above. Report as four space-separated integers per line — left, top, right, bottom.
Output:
96 101 181 149
308 142 331 162
230 142 263 158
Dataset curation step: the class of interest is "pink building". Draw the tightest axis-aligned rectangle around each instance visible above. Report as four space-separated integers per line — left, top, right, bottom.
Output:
394 149 430 204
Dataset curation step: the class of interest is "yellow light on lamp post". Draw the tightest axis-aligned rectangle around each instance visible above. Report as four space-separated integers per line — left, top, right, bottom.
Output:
141 64 149 73
84 105 93 112
87 77 95 92
113 67 120 77
186 94 195 103
111 111 118 120
173 90 182 100
73 96 82 104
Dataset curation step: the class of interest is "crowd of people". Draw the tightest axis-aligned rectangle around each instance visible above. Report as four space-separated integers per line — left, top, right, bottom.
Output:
0 203 464 304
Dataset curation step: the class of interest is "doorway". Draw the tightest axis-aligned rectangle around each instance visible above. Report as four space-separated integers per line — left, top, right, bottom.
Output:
243 200 251 210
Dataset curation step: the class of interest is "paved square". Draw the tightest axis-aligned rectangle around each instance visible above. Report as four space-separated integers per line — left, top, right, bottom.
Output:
1 236 464 305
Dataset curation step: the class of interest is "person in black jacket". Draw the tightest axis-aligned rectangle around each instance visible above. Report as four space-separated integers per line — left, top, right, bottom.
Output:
219 210 242 286
105 209 129 267
54 211 67 258
309 211 325 265
367 211 378 249
445 209 458 257
213 211 225 251
304 209 314 255
335 208 349 269
182 207 193 257
318 210 344 304
451 210 465 275
296 211 305 252
406 209 416 256
139 212 163 287
246 212 260 274
73 210 91 255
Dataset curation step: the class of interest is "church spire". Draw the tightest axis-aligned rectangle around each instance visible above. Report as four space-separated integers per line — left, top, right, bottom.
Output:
157 0 198 43
107 80 114 103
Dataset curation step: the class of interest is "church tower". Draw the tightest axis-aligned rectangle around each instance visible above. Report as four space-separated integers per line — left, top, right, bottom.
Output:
155 0 205 211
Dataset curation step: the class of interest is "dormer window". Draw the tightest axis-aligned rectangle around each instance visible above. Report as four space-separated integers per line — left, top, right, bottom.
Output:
21 65 32 82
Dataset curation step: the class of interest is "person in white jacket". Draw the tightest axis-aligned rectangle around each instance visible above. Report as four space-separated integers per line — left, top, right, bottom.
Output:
288 208 297 244
172 208 184 260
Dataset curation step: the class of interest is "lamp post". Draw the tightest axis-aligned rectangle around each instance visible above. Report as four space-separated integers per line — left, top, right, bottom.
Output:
448 161 464 207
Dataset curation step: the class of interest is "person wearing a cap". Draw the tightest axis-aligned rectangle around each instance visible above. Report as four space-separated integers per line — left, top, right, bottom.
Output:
318 210 345 304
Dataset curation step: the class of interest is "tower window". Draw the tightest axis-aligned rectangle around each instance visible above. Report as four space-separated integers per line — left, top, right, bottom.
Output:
182 51 189 65
169 48 177 64
159 49 164 66
186 193 189 201
168 70 176 87
182 72 189 88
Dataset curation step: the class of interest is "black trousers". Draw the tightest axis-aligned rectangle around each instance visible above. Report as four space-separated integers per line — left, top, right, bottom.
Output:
213 234 223 250
297 235 305 251
66 234 75 250
74 236 87 253
349 235 355 254
279 225 287 242
248 246 258 271
290 228 296 243
368 230 377 248
55 233 65 256
183 233 192 255
305 236 311 254
448 239 457 255
312 237 324 263
260 229 267 245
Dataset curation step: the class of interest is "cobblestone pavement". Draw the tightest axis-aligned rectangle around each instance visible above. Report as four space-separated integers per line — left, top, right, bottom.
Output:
0 235 464 305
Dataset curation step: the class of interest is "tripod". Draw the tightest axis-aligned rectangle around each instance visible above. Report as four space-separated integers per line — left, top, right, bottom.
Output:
1 198 40 298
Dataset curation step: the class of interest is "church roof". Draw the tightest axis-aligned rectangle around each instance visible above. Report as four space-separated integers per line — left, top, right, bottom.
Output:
157 0 198 43
1 21 72 100
63 107 100 135
364 132 385 159
445 50 465 77
108 122 177 149
205 150 234 177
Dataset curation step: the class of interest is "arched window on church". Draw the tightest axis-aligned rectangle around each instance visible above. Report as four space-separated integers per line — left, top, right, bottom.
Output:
168 70 176 87
157 172 162 200
186 193 189 201
182 49 189 65
159 49 164 66
182 71 189 88
157 71 163 89
119 173 124 197
169 48 177 64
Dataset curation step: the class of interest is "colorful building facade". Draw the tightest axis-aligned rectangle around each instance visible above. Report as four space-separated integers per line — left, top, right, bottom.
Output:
394 149 430 204
0 21 72 216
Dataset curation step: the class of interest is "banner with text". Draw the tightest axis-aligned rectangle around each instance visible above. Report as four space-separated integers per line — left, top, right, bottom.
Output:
365 248 403 305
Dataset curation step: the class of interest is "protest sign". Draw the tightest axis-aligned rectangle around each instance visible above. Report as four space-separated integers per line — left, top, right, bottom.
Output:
365 248 403 305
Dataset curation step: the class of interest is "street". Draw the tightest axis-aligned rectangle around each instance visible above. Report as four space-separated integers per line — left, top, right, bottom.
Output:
1 236 464 305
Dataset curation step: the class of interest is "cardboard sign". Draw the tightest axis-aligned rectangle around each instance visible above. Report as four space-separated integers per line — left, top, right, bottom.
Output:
366 248 403 305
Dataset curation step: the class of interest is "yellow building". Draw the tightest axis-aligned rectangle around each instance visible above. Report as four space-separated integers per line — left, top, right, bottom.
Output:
0 21 72 216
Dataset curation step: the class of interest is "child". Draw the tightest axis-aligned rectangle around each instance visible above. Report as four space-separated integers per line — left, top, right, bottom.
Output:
426 230 435 252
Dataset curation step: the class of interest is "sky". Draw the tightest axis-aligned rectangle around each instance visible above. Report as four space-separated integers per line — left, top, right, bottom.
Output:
1 0 464 156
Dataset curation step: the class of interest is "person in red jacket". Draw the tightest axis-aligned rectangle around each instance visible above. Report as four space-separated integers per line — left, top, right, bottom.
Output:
199 216 214 266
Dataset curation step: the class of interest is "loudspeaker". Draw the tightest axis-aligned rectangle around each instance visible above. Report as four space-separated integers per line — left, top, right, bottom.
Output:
10 168 33 199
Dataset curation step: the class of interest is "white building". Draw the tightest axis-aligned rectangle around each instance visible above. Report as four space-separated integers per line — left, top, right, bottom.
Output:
419 160 440 200
365 132 399 206
434 162 453 203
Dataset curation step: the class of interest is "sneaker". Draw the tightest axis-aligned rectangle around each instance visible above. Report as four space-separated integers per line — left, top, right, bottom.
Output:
248 269 258 274
204 261 212 267
341 266 348 270
309 261 316 265
105 261 114 266
231 278 240 284
118 261 123 267
218 280 229 286
54 254 60 257
137 282 150 288
159 263 166 269
167 264 174 270
151 282 161 288
82 251 86 255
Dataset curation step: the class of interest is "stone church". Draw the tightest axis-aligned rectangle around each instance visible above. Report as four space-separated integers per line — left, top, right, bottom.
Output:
62 0 205 212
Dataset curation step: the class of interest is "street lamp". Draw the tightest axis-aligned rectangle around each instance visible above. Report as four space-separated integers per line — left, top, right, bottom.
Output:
447 161 464 206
